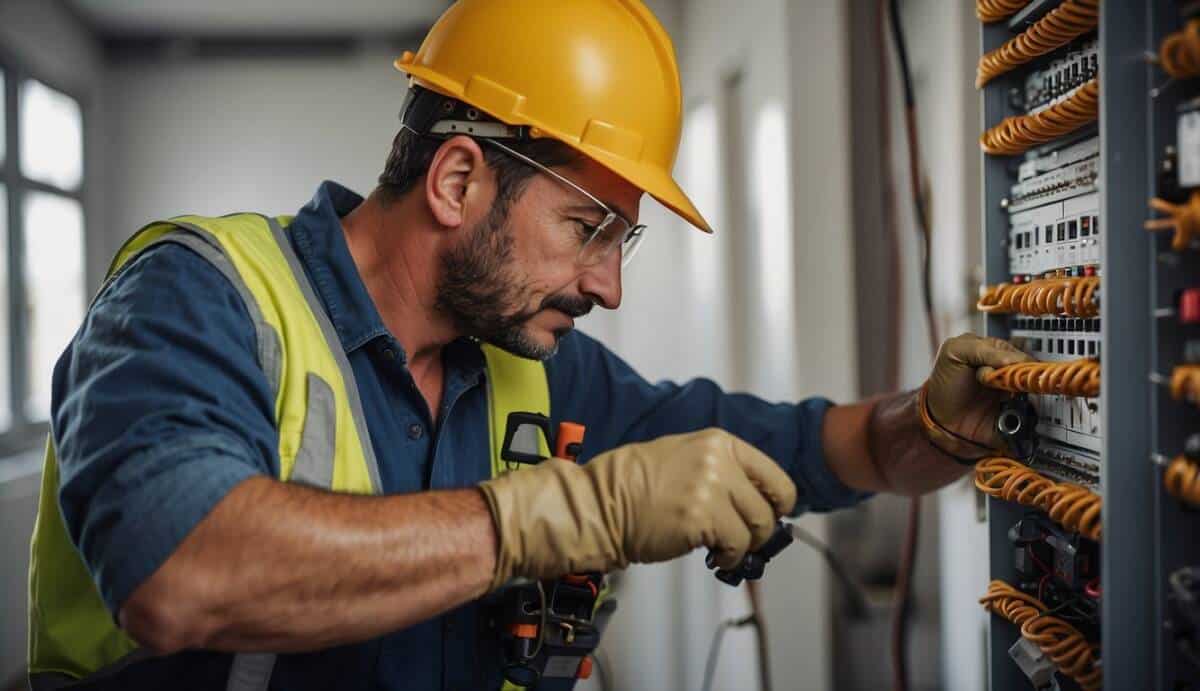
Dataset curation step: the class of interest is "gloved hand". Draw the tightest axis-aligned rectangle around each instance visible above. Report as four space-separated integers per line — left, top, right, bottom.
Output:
478 428 796 591
921 333 1033 460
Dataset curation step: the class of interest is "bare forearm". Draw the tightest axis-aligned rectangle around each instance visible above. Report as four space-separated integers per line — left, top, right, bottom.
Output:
119 477 497 653
823 391 968 496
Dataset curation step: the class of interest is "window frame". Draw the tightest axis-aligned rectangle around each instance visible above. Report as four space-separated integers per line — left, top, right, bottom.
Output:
0 46 89 457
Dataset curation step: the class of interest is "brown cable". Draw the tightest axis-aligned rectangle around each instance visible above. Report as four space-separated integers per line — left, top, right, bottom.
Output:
982 79 1099 156
1169 365 1200 405
975 458 1102 540
976 0 1100 88
1159 19 1200 80
1165 455 1200 507
1146 192 1200 252
980 580 1102 690
977 276 1100 317
980 358 1101 398
976 0 1033 24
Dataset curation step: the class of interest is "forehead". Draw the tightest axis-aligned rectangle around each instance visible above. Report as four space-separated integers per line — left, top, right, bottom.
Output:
552 156 643 222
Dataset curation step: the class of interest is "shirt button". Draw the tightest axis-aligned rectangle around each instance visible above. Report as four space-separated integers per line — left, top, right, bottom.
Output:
407 423 424 440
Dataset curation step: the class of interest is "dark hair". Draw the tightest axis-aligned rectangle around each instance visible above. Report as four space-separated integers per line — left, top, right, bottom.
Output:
376 126 579 215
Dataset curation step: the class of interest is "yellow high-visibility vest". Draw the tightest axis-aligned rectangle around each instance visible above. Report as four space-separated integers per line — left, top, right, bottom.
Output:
27 213 550 690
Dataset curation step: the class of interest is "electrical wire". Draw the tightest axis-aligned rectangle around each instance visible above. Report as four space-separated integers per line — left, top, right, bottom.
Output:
977 276 1100 317
976 0 1033 24
975 0 1100 88
1169 365 1200 405
700 614 756 691
979 358 1101 398
975 458 1102 541
981 79 1099 156
979 580 1102 690
1159 19 1200 80
884 2 938 690
1146 193 1200 252
745 581 771 691
1165 454 1200 507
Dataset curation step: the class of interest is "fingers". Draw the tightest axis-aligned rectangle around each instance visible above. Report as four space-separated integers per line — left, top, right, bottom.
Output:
705 502 753 570
723 433 798 517
727 472 780 550
946 333 1033 369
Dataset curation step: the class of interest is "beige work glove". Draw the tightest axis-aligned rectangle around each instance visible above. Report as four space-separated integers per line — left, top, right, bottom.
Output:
921 333 1033 460
478 428 797 591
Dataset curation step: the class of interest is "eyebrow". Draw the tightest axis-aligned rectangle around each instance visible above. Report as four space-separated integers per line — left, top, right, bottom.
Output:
563 202 636 225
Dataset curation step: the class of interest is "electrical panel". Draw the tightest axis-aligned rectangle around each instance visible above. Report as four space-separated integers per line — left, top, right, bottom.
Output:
976 1 1200 689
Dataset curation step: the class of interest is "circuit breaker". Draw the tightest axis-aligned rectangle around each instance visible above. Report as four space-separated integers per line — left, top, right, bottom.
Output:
975 1 1200 689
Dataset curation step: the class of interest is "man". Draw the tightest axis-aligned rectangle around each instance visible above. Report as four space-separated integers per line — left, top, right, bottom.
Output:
27 1 1028 690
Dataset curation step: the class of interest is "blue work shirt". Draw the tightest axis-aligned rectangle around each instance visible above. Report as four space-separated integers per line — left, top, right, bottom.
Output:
50 181 869 691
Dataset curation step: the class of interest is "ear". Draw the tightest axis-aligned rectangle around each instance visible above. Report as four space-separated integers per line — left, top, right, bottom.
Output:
425 135 488 229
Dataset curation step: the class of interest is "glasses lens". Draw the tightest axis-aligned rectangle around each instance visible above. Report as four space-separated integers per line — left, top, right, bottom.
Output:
620 226 646 267
579 213 625 266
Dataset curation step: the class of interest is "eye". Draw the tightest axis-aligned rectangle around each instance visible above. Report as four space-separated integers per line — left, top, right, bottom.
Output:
572 218 599 240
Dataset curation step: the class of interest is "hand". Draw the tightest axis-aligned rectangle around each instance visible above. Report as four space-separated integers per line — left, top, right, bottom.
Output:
923 333 1033 458
477 428 797 590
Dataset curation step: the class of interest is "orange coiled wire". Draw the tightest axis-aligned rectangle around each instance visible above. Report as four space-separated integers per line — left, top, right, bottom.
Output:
980 581 1102 690
1165 455 1200 507
975 458 1102 540
1146 193 1200 252
982 79 1098 156
977 276 1100 317
980 358 1101 398
1170 365 1200 405
977 0 1032 23
976 0 1100 87
1160 19 1200 80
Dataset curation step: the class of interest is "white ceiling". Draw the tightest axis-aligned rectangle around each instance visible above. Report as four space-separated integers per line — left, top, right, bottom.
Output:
67 0 449 36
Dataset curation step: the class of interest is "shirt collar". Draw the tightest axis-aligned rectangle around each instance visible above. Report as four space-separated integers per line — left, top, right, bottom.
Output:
286 180 391 354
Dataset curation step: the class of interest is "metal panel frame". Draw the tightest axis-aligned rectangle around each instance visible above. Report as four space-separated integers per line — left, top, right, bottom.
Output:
981 3 1162 688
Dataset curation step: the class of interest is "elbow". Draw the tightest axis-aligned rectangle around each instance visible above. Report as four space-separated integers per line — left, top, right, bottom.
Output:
118 573 213 654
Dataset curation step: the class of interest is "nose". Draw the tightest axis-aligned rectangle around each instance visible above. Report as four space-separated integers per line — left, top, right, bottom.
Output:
578 247 622 310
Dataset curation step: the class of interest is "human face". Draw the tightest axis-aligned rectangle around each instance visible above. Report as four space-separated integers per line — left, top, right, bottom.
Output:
434 151 642 359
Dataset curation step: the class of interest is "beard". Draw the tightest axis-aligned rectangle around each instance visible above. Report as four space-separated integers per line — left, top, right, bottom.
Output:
434 209 593 360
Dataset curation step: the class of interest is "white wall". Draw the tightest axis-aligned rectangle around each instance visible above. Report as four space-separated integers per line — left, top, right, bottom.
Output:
0 0 107 681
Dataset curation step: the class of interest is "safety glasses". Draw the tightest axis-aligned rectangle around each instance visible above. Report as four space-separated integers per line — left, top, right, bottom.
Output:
479 137 647 268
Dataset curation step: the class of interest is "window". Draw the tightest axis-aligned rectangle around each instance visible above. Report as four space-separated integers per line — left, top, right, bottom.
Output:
0 60 87 454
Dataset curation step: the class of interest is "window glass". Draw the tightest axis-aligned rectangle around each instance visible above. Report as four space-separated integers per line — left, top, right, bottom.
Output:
20 79 83 191
23 191 84 421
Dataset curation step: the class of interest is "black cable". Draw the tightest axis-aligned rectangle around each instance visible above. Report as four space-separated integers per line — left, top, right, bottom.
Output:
788 523 870 618
883 4 939 691
592 650 612 691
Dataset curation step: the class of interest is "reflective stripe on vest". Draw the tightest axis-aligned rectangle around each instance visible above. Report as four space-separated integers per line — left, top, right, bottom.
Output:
27 213 550 690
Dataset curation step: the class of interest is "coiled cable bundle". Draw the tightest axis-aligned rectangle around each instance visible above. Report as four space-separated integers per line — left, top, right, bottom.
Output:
1159 19 1200 80
1170 365 1200 405
979 580 1102 690
1165 454 1200 507
976 0 1100 88
1146 193 1200 252
977 276 1100 317
975 458 1102 540
977 0 1032 23
980 358 1101 398
981 79 1098 156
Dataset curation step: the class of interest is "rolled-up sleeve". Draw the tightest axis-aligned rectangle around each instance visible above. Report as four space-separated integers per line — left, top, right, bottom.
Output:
545 331 872 513
51 242 279 613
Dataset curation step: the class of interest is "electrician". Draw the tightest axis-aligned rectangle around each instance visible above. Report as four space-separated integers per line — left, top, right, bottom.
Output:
26 1 1029 689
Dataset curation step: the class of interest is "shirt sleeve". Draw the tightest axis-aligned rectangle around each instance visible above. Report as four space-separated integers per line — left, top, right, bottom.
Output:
544 330 872 513
51 242 279 613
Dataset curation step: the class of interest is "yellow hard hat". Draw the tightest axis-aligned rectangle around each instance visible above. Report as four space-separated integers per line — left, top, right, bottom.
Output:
394 0 712 233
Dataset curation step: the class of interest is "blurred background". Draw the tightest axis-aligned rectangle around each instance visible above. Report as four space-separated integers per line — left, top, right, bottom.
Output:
0 1 989 689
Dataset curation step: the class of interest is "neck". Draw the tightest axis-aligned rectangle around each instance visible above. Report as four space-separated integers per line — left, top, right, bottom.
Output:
340 190 458 374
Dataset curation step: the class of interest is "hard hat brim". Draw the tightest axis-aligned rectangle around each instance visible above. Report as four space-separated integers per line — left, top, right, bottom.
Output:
395 61 714 234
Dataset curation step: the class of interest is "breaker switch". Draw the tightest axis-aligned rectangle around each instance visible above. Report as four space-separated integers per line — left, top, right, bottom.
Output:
1181 288 1200 325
